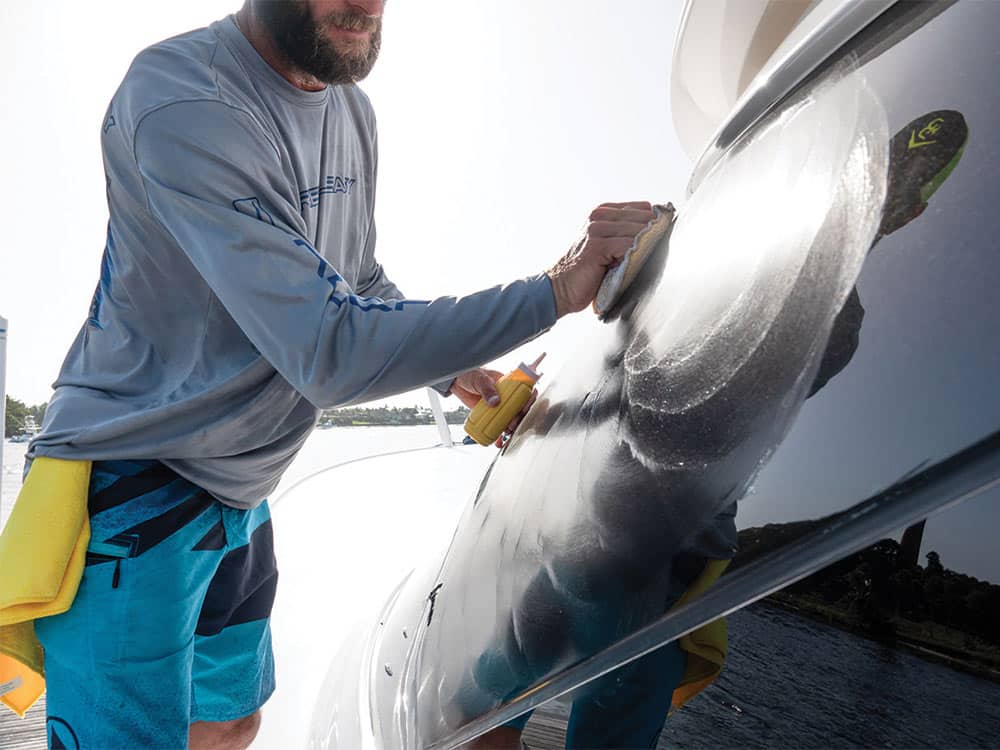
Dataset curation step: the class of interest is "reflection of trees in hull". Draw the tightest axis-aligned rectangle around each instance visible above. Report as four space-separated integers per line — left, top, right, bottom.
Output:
736 520 1000 663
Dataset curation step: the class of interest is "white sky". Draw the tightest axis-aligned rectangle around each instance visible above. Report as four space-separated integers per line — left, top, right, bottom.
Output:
0 0 691 408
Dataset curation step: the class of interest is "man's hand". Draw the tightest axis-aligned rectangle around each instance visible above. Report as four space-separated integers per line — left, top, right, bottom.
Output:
546 202 656 317
451 368 538 447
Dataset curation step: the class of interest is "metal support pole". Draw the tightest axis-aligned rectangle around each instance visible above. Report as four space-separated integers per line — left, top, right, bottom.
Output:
426 388 454 448
0 314 7 503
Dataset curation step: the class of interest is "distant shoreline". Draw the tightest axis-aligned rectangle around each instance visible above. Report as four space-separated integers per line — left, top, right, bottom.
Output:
763 593 1000 684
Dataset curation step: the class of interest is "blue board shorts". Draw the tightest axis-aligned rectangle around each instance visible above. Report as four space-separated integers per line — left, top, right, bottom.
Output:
35 460 278 749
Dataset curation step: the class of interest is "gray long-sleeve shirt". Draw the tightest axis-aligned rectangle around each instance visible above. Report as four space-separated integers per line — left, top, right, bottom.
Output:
29 16 556 508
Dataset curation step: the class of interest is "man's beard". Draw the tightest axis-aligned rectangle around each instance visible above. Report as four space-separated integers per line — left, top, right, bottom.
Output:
256 1 382 84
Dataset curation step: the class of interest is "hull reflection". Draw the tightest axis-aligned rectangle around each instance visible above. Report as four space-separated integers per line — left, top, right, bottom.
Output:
401 64 889 748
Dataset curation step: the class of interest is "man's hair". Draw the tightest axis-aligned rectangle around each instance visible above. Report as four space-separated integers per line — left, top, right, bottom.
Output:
255 0 382 84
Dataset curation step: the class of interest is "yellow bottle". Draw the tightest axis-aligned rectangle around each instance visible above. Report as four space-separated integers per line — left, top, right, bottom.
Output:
464 354 545 446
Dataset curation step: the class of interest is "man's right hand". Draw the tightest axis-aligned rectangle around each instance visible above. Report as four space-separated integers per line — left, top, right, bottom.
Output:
546 202 657 317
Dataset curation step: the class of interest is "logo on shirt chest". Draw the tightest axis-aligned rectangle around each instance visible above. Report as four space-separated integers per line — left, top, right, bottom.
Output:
299 175 357 210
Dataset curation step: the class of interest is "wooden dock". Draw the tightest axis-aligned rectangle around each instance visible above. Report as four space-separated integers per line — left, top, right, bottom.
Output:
521 705 570 749
0 695 572 749
0 694 46 750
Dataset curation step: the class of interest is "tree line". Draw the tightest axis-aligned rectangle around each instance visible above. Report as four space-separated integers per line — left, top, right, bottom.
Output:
737 521 1000 647
786 539 1000 644
6 398 470 437
5 396 47 438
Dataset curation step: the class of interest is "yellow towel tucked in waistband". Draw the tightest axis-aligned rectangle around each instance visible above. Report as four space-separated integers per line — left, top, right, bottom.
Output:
671 558 730 711
0 457 91 717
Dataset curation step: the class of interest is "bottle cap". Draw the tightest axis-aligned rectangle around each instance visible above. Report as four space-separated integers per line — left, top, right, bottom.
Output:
517 352 546 383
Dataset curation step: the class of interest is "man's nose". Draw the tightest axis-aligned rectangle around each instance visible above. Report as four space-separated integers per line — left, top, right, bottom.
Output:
348 0 384 17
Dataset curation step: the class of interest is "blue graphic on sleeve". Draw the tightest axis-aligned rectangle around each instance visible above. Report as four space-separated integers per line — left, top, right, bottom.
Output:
293 239 427 312
233 197 276 225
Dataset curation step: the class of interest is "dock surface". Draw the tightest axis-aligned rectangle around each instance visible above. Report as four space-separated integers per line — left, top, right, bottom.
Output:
0 695 46 750
0 695 574 749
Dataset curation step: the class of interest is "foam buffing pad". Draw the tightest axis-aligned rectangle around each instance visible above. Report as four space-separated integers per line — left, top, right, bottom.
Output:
592 202 676 317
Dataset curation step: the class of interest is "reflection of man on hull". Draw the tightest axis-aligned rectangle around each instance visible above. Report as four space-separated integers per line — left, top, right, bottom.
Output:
470 109 967 750
812 109 968 396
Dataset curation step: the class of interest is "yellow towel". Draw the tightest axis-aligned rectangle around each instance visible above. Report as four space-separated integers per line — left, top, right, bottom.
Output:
670 558 730 711
0 457 91 717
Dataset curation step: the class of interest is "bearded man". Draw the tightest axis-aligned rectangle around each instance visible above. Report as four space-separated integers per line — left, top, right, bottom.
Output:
25 2 655 747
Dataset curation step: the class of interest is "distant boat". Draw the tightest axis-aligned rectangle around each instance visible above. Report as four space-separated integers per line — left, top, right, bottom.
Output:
8 416 39 443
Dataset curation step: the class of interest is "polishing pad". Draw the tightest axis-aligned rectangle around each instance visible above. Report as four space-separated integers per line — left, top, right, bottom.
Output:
592 202 676 317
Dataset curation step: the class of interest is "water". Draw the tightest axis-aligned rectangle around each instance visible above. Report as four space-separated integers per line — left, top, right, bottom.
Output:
659 603 1000 749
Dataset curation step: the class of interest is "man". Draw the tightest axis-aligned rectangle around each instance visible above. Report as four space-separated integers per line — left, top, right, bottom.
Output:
25 1 656 747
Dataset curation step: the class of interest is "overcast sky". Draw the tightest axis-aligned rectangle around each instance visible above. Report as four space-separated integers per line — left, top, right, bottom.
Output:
0 0 690 408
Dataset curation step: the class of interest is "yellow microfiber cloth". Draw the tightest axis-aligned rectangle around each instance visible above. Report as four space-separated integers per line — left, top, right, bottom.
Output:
0 457 91 717
670 558 730 711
